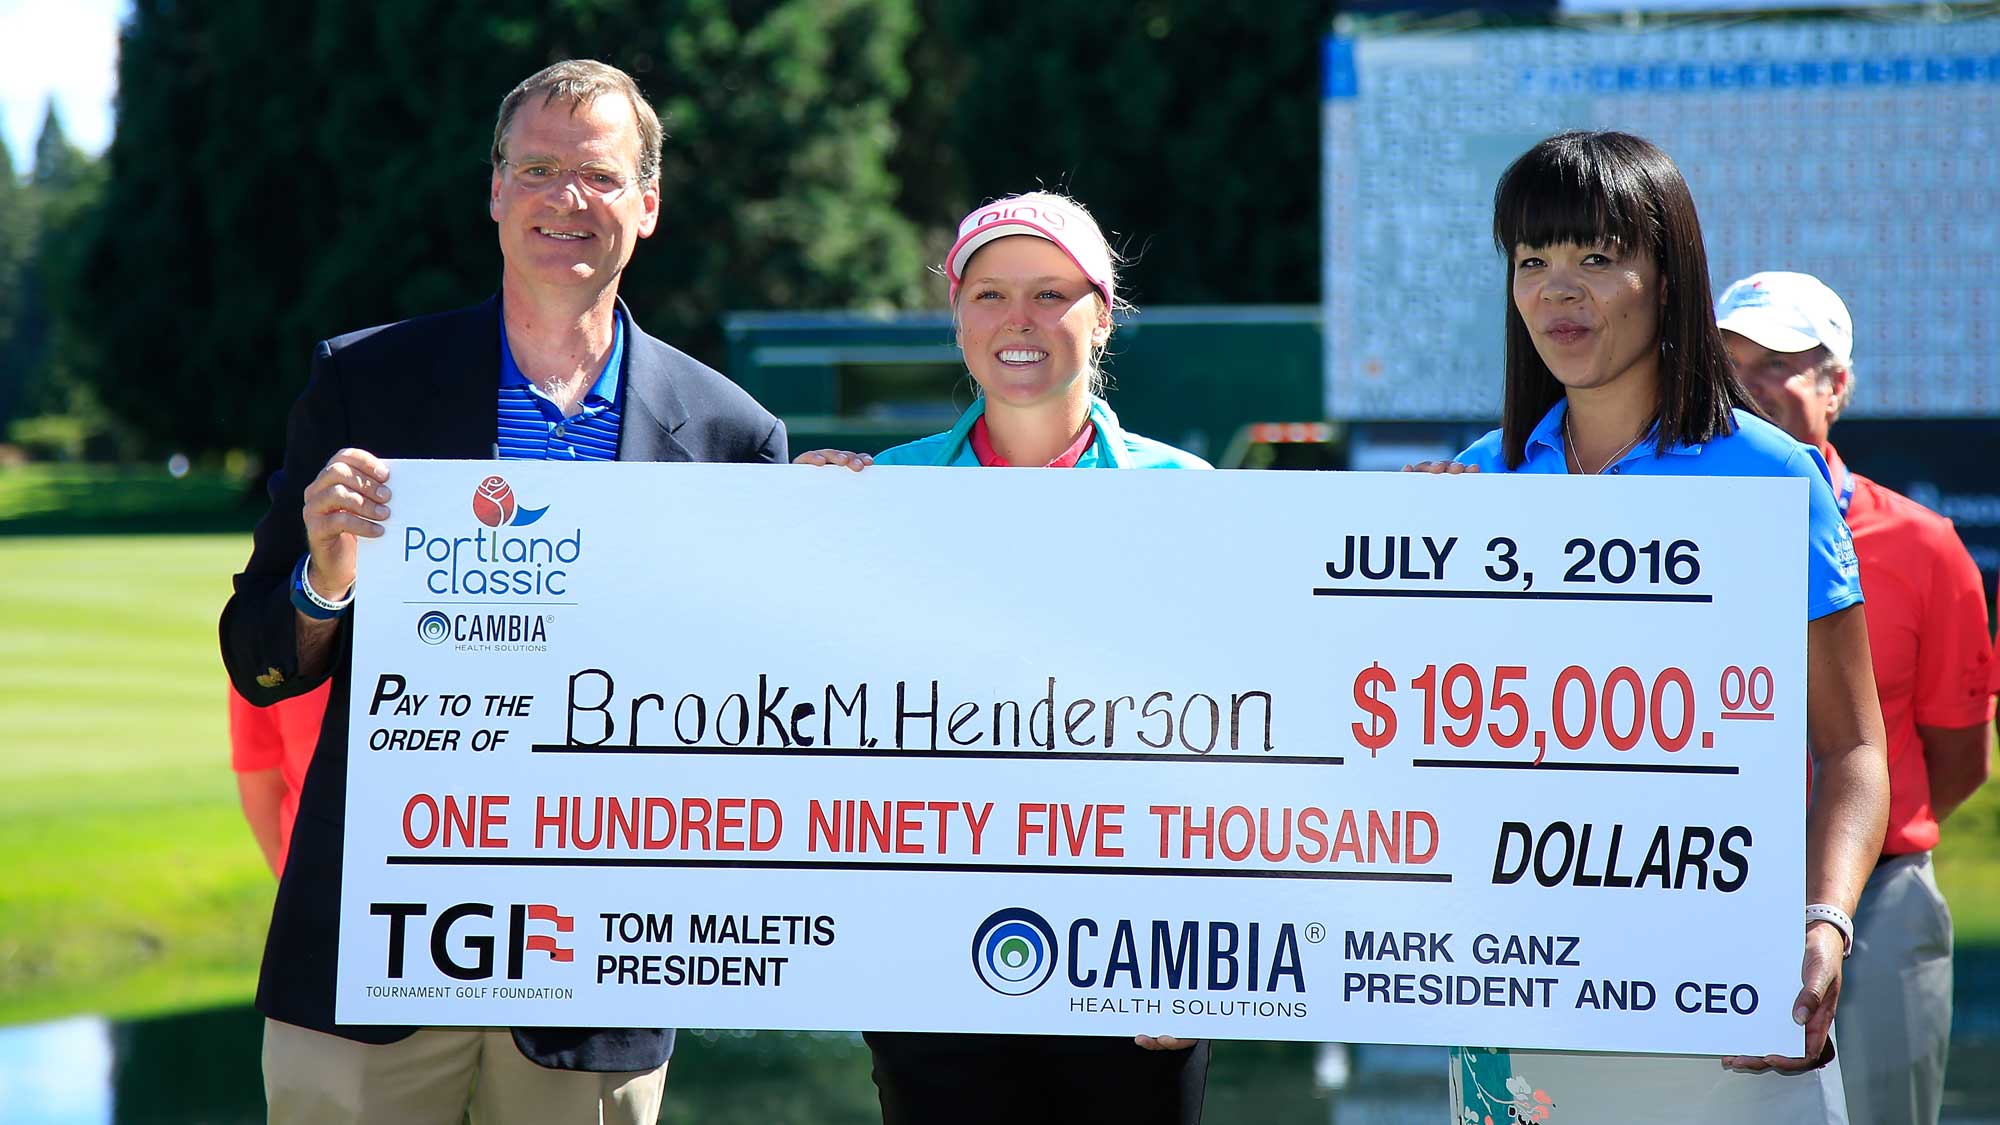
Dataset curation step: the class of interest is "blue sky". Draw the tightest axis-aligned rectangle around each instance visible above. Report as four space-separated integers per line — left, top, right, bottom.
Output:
0 0 125 172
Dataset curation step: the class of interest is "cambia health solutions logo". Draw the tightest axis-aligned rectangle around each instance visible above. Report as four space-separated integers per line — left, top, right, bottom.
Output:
971 907 1058 996
417 611 452 645
472 475 548 527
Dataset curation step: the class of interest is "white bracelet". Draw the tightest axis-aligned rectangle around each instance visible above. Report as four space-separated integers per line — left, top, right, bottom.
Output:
1805 903 1854 958
301 559 355 612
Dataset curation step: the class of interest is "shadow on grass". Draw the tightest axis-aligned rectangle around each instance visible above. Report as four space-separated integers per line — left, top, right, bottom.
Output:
0 466 263 536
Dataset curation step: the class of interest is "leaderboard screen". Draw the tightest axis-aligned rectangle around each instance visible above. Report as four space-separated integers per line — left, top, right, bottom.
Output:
1321 18 2000 420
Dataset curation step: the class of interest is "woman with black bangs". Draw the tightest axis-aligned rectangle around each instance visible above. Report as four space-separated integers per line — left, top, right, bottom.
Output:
1412 131 1888 1118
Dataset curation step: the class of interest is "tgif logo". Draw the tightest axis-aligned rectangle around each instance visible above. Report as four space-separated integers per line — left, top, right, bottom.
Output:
372 902 575 980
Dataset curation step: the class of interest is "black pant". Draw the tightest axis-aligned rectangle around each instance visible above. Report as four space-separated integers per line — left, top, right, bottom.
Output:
864 1032 1210 1125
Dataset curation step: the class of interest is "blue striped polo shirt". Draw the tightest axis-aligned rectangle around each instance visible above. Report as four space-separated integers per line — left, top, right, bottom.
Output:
496 309 625 461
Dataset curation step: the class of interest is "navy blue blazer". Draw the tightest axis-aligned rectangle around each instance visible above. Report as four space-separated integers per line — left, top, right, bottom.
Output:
220 296 787 1071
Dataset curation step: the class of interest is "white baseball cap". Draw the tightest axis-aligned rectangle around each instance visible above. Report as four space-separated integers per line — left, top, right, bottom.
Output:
945 192 1115 308
1714 271 1853 364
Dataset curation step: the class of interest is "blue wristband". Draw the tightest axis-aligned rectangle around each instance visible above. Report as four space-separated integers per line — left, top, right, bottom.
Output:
289 554 352 620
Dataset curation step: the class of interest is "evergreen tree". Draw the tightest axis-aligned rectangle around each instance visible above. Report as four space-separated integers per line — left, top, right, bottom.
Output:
10 103 104 426
0 136 31 427
912 0 1337 306
31 99 91 193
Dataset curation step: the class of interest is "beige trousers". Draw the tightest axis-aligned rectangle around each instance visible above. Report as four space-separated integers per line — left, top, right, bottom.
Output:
263 1021 667 1125
1837 851 1953 1125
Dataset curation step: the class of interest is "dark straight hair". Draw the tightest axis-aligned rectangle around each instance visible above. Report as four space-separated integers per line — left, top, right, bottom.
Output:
1491 131 1754 469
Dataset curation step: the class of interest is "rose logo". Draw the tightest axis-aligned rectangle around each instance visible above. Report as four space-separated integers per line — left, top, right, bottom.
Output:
471 475 548 527
472 476 515 526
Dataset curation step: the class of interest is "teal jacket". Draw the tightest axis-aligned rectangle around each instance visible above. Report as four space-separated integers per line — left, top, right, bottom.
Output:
873 395 1211 469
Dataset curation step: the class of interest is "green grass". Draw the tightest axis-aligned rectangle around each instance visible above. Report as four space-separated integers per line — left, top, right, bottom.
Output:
0 533 275 1025
0 463 261 535
1935 746 2000 942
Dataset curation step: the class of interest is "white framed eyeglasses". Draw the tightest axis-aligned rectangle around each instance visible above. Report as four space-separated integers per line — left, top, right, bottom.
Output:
498 158 637 199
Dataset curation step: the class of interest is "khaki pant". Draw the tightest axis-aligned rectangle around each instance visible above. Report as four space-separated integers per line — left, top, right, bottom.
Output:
1838 851 1953 1125
263 1021 667 1125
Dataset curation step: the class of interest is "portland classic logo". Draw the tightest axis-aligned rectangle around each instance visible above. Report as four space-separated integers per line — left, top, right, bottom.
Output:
472 475 549 528
971 907 1058 996
408 476 579 599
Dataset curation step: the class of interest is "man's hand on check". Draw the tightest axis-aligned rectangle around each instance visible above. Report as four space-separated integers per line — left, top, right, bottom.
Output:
304 448 393 596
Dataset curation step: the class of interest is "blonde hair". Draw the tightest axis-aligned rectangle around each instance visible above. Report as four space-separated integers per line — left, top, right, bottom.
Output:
947 190 1131 395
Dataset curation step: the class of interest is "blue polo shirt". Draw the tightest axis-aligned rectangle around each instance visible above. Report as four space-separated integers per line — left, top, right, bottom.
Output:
496 309 625 461
1458 403 1862 621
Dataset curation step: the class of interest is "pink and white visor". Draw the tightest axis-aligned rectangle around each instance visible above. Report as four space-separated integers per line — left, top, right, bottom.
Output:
945 196 1114 307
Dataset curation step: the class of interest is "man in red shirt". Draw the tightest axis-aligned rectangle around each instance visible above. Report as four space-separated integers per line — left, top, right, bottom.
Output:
228 681 330 874
1720 271 1996 1125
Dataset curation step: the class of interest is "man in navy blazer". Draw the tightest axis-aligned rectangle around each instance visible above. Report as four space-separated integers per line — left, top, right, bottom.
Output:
220 60 784 1123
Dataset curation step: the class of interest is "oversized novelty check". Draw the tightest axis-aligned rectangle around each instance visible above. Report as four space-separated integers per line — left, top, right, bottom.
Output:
337 460 1812 1056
